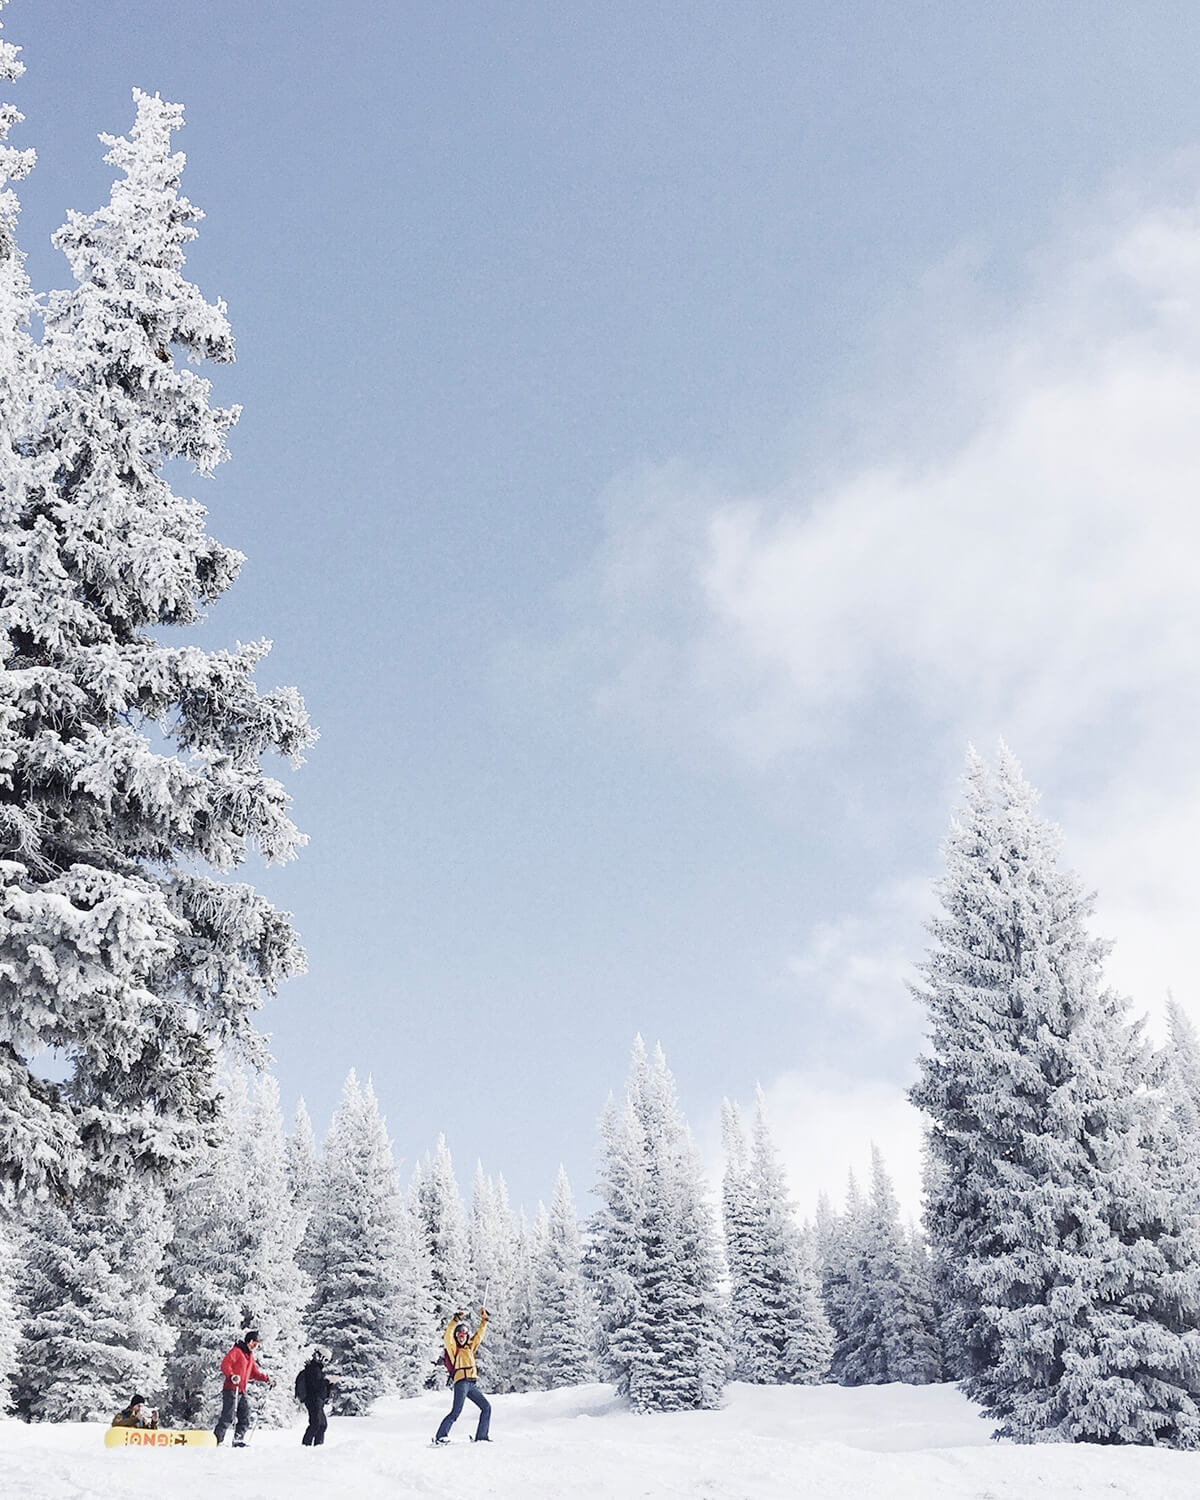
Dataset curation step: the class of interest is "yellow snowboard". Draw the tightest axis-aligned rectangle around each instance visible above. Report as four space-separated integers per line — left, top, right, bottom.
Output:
105 1426 217 1449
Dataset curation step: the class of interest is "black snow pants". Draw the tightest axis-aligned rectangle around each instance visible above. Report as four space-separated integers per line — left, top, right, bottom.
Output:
302 1398 328 1446
214 1387 251 1444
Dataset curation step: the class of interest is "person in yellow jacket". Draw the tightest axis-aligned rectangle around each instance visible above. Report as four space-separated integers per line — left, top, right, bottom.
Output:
432 1307 491 1444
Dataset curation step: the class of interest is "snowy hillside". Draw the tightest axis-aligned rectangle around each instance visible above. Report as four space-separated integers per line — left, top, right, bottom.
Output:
6 1381 1200 1500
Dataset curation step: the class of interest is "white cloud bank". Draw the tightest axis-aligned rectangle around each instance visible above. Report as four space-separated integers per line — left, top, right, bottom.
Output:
556 183 1200 1026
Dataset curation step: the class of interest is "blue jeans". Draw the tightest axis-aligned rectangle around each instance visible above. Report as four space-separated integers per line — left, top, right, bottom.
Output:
435 1379 491 1441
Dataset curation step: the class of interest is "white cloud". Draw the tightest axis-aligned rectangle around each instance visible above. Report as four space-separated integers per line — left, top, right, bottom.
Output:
721 1070 927 1224
785 877 930 1050
547 182 1200 1044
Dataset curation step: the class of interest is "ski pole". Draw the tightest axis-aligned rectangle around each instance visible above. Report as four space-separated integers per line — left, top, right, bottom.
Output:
482 1279 489 1312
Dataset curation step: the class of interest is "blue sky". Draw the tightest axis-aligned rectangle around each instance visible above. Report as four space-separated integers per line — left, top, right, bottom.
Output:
10 1 1200 1215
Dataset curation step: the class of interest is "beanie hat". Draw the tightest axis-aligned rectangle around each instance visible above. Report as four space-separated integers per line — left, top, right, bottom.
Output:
244 1329 260 1344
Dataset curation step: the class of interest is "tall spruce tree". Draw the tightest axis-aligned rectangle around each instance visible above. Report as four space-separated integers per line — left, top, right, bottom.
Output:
589 1038 726 1412
306 1072 407 1414
912 746 1200 1443
0 83 312 1199
531 1167 596 1388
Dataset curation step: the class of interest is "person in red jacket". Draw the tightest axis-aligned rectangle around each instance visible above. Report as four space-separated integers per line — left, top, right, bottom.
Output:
214 1330 272 1447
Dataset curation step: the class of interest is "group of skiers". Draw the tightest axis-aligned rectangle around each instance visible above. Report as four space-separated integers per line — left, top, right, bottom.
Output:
127 1307 494 1448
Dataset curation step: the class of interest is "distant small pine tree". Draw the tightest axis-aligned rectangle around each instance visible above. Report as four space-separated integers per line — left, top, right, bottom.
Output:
412 1135 473 1340
161 1114 245 1424
531 1168 596 1388
306 1073 408 1414
235 1073 310 1426
590 1038 727 1413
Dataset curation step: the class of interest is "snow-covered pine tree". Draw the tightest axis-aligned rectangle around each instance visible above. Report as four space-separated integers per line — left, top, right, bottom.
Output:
484 1175 529 1393
306 1072 406 1414
287 1098 317 1227
233 1072 309 1425
412 1135 473 1337
0 1205 23 1410
750 1093 832 1383
0 4 82 1198
817 1175 863 1384
588 1091 645 1394
723 1091 832 1384
391 1193 437 1397
893 1221 942 1385
468 1165 527 1391
505 1208 539 1394
531 1166 595 1388
834 1147 939 1386
161 1109 245 1424
13 1182 174 1420
0 85 313 1201
589 1038 726 1412
912 745 1200 1444
721 1098 758 1379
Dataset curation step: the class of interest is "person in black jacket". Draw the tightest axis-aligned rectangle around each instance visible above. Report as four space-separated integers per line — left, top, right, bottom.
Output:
295 1348 337 1447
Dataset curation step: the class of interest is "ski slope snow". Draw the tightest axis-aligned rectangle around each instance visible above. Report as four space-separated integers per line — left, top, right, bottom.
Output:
3 1381 1200 1499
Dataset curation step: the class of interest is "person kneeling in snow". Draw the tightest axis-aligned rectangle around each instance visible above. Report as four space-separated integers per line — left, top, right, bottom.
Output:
112 1394 159 1429
215 1329 272 1447
433 1308 491 1444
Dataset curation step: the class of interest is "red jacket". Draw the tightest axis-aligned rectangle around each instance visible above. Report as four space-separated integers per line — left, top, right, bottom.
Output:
221 1341 270 1393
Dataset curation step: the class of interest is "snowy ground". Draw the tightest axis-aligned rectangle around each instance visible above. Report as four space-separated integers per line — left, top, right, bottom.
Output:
4 1381 1200 1500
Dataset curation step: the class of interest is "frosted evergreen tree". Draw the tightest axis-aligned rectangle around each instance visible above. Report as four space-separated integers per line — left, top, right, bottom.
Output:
287 1098 318 1229
590 1038 726 1412
161 1112 245 1424
912 745 1200 1443
412 1135 473 1334
531 1167 595 1387
0 1207 23 1410
468 1165 526 1391
391 1192 437 1396
13 1183 174 1420
721 1098 758 1378
234 1072 309 1425
505 1210 539 1394
817 1176 863 1382
485 1175 529 1392
0 2 82 1197
834 1148 940 1386
1164 998 1200 1129
749 1094 832 1384
723 1091 832 1385
306 1072 406 1414
0 85 313 1200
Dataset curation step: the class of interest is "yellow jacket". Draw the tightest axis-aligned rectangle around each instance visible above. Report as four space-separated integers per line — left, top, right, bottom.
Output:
444 1311 488 1382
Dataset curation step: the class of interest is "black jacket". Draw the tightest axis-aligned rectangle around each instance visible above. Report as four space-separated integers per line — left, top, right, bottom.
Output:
296 1360 332 1407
